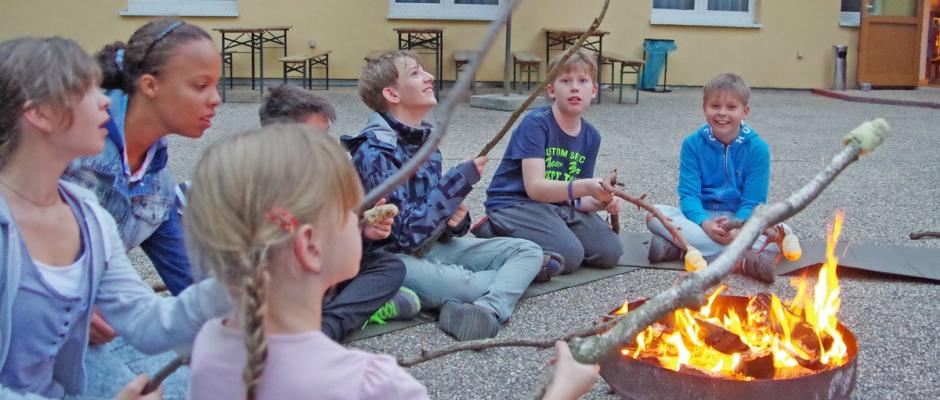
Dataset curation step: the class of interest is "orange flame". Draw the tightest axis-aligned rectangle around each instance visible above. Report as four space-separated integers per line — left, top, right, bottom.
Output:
623 212 849 379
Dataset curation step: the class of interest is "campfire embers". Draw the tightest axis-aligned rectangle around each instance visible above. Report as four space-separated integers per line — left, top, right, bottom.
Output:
600 213 858 399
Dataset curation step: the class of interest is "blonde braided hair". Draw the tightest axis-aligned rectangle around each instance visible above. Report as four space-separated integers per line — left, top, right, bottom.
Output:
184 123 363 398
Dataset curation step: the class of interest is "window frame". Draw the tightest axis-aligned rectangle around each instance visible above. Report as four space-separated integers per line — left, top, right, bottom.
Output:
839 0 861 27
120 0 238 17
387 0 504 21
650 0 761 29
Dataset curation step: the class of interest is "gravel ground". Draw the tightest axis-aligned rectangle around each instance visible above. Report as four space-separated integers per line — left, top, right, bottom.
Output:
136 86 938 399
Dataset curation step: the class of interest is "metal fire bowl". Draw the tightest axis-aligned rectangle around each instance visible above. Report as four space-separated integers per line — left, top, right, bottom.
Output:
599 296 858 400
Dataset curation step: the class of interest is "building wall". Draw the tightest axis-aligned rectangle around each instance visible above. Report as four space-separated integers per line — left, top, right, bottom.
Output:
0 0 861 89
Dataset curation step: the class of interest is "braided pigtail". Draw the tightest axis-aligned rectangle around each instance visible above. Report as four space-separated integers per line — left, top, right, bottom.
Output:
240 249 271 400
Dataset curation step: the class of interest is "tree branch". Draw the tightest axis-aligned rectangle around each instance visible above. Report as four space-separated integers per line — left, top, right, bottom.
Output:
143 2 523 390
356 0 522 214
910 231 940 240
142 355 190 395
475 0 611 158
398 307 629 367
567 118 890 363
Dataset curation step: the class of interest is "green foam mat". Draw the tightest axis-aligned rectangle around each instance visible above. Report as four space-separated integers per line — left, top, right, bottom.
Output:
345 264 639 343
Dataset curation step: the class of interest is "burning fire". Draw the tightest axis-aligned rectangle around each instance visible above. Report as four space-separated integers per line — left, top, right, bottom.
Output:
618 213 849 380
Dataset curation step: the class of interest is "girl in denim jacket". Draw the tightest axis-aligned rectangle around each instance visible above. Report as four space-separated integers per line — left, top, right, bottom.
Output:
62 19 222 298
0 37 228 400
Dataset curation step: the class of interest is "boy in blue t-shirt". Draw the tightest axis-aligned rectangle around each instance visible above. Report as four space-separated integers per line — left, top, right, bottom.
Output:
646 73 795 283
476 51 625 274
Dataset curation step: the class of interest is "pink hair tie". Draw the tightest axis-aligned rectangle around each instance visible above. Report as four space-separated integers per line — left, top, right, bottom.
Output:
269 205 298 233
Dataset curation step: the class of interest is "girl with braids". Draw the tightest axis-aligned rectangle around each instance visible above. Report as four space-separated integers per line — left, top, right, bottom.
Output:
62 18 221 301
0 37 229 399
184 124 599 400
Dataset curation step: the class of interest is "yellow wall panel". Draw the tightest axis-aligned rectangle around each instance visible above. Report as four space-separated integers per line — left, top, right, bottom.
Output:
0 0 862 89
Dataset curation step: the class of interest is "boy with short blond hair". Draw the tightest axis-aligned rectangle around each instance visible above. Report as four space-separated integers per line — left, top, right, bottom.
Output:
646 73 793 283
341 50 546 341
257 83 418 341
476 50 625 274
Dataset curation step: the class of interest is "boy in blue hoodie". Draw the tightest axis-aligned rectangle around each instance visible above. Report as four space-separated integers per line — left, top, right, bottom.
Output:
341 51 545 341
647 73 792 282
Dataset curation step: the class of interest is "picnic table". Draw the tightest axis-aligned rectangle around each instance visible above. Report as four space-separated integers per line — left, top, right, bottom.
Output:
213 26 291 101
543 28 610 103
395 27 444 98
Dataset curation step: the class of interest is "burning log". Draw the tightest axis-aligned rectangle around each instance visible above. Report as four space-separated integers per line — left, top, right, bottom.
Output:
736 351 775 380
694 317 750 355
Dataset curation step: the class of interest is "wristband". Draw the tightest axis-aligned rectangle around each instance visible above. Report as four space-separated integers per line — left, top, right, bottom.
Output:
567 180 581 211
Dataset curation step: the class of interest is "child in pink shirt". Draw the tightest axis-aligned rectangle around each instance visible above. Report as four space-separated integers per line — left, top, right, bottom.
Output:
184 124 427 399
183 123 599 400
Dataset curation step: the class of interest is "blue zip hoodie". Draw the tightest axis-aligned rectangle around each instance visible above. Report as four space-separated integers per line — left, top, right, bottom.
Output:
340 113 479 256
678 123 770 225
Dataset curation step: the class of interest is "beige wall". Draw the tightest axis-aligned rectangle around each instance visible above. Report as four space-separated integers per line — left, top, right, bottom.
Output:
0 0 862 89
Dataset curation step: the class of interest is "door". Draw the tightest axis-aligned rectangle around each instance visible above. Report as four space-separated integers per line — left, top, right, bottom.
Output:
858 0 926 87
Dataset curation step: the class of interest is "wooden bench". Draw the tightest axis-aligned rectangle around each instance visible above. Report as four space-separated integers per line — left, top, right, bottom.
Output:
454 50 477 93
601 52 644 104
220 51 234 90
512 51 542 92
278 50 331 90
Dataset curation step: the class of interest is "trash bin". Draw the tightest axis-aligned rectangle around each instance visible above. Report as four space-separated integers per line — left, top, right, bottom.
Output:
640 39 677 91
832 45 848 91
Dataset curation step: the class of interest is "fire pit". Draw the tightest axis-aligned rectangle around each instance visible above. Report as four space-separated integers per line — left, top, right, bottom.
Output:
600 214 857 399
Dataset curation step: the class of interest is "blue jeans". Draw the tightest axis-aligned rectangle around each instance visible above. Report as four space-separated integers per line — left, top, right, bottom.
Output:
397 237 541 322
647 205 787 260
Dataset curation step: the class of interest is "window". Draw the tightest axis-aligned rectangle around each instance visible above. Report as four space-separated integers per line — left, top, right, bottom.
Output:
650 0 760 28
120 0 238 17
841 0 861 27
387 0 504 21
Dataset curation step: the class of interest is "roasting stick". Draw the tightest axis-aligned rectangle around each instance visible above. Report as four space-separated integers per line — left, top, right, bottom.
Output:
394 119 889 376
139 0 522 395
567 118 890 363
475 0 611 159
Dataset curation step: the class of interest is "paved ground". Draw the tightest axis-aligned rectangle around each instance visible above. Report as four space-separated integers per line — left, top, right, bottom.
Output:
108 86 939 399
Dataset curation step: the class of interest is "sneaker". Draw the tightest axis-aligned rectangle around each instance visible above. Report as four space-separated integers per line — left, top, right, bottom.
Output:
364 287 421 327
533 251 565 283
438 300 500 341
735 250 777 283
470 215 495 238
648 234 684 263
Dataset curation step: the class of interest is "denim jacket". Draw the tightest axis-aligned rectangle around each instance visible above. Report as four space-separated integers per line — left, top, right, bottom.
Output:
340 113 478 256
0 181 230 399
62 90 192 294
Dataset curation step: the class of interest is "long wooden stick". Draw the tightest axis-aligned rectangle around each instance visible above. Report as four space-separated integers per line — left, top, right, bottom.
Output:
141 3 521 394
910 230 940 240
355 0 521 215
142 355 189 394
396 119 890 377
475 0 611 158
567 118 890 363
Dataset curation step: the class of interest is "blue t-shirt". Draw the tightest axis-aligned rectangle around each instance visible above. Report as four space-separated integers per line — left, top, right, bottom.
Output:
484 107 600 212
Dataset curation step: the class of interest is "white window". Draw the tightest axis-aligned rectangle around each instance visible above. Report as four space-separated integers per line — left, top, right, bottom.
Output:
841 0 861 27
650 0 761 28
387 0 504 21
120 0 238 17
